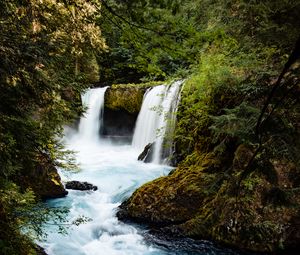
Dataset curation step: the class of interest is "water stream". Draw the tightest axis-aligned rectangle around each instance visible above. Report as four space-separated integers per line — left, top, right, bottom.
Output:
41 87 243 255
132 81 183 164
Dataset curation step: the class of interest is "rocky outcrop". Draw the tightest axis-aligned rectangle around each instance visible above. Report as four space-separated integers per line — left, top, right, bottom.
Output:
65 181 98 191
102 83 164 138
118 144 300 253
17 153 68 199
137 143 155 163
102 85 147 138
105 85 146 114
102 107 138 138
34 245 48 255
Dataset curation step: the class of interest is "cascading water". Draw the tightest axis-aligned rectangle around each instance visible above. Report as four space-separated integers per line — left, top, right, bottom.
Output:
132 85 167 151
41 86 243 255
40 87 173 255
132 80 183 164
78 87 108 141
152 80 183 164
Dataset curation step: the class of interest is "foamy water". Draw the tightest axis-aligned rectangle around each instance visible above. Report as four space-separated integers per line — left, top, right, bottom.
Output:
42 137 171 255
40 87 242 255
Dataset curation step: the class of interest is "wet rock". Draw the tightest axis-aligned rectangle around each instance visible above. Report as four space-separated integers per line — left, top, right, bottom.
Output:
137 143 155 162
102 107 138 138
102 86 147 138
34 245 48 255
65 181 98 191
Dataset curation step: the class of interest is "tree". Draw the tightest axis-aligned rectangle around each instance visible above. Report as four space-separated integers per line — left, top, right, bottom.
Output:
0 0 106 253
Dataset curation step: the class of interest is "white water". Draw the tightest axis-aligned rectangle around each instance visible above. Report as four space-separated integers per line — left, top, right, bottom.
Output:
41 87 241 255
132 81 183 164
152 81 183 164
41 87 172 255
132 85 166 151
78 87 108 141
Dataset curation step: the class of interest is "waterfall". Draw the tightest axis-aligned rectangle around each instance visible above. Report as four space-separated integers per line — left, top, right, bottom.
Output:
132 85 167 150
132 80 183 164
152 80 183 164
43 81 236 255
78 87 108 141
161 82 185 164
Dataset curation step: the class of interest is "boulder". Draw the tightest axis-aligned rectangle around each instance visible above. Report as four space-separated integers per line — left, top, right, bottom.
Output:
117 147 300 253
137 143 155 162
17 153 68 199
65 181 98 191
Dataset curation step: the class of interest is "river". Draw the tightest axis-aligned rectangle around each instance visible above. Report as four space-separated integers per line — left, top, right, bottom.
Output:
40 87 243 255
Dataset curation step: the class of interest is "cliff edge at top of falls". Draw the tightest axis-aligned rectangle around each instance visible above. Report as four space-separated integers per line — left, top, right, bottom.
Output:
102 82 163 138
104 82 162 114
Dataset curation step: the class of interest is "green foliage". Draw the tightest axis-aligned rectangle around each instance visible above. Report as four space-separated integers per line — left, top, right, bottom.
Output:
138 1 300 251
210 103 260 144
97 0 299 85
0 0 105 253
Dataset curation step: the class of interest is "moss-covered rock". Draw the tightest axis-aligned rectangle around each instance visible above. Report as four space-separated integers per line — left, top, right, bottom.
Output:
105 86 146 114
118 146 300 253
103 83 162 137
118 153 220 223
104 82 163 113
17 154 68 199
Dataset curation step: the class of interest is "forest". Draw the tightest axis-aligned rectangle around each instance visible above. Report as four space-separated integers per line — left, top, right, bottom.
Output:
0 0 299 254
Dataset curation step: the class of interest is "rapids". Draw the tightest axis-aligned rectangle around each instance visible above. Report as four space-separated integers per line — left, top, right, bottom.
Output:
41 87 243 255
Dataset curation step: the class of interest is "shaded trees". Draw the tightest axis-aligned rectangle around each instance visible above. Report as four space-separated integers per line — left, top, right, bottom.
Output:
0 0 106 253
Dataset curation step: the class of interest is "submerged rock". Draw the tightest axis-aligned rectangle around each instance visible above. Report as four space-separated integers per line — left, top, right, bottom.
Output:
65 181 98 191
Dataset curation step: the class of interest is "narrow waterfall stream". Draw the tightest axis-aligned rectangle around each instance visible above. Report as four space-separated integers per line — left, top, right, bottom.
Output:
152 80 183 164
132 85 166 152
78 87 108 141
132 81 183 164
41 87 242 255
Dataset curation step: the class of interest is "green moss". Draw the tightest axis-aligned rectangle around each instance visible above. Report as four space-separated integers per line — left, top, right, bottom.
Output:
111 81 164 89
121 142 300 252
105 82 166 114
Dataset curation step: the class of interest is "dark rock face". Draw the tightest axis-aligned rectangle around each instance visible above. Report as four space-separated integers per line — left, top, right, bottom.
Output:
34 245 48 255
65 181 98 191
102 86 147 139
102 107 138 138
137 143 155 162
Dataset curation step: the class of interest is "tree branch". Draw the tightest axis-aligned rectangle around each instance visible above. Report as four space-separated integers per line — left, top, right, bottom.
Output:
99 0 177 37
255 35 300 138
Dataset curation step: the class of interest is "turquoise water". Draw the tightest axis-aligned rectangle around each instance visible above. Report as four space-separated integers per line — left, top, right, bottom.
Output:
40 87 243 255
41 137 174 255
40 138 242 255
